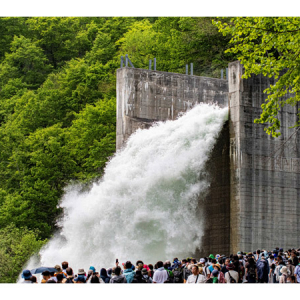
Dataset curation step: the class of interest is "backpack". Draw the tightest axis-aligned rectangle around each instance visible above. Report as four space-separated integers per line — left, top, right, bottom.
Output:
228 271 236 283
183 268 192 281
205 277 213 283
165 269 174 283
173 269 183 283
248 265 256 278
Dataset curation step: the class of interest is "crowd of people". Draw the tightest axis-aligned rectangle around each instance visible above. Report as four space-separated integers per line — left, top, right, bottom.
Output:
21 247 300 284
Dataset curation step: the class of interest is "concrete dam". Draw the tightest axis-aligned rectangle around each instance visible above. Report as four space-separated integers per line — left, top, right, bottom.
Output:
116 60 300 256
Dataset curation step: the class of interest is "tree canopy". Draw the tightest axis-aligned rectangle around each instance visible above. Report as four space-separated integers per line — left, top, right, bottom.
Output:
0 17 234 282
214 17 300 137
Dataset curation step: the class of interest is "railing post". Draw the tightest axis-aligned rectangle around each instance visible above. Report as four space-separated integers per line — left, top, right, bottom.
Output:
125 54 128 67
149 59 152 70
221 69 224 79
154 58 156 71
190 63 193 75
226 68 228 81
186 64 188 75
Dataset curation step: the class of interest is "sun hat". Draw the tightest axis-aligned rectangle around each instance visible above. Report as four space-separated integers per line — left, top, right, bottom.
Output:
209 254 215 259
55 265 63 273
280 266 288 275
78 268 85 275
22 269 32 280
216 254 220 259
141 268 148 275
226 263 235 271
200 258 205 263
237 251 241 255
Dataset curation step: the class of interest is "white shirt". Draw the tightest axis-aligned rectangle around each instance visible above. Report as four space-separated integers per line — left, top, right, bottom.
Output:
153 267 168 283
225 270 239 283
186 274 206 283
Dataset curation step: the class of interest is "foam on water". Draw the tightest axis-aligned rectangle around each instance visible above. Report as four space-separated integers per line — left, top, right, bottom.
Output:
23 103 228 274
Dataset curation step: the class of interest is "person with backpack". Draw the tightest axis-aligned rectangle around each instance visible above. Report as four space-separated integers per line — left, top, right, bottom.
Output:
279 266 288 283
186 265 205 283
225 263 238 283
100 268 110 283
172 261 184 283
164 261 174 283
245 257 257 283
274 258 286 283
141 268 153 283
256 255 269 283
62 267 74 283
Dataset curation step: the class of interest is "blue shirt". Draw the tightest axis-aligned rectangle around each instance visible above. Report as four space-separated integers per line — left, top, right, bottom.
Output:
295 265 300 283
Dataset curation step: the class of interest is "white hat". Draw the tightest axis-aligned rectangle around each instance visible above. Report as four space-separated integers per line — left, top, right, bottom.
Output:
280 266 288 275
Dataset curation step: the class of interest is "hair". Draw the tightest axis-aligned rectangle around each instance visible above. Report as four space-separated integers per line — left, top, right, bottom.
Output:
211 259 217 264
192 265 199 272
100 268 107 277
198 267 203 274
115 266 121 276
47 279 56 283
56 273 64 283
136 260 144 266
30 276 37 283
148 264 153 270
233 255 239 261
50 272 55 276
90 275 100 283
269 255 274 259
257 250 261 254
62 261 68 269
125 261 132 269
248 257 255 265
191 258 197 264
182 259 187 264
156 261 164 268
66 267 73 276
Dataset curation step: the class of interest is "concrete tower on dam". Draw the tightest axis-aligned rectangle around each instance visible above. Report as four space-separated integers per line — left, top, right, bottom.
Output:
116 60 300 255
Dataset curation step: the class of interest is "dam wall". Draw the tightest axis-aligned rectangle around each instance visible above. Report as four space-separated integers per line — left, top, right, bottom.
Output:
116 62 300 254
229 61 300 252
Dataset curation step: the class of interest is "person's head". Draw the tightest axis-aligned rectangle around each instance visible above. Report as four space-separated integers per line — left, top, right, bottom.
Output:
211 259 217 264
56 273 64 283
291 251 296 257
62 261 68 270
91 275 100 283
192 265 199 275
288 259 292 265
136 260 144 266
211 270 219 278
214 264 221 271
137 263 143 270
47 279 56 283
125 261 132 270
22 269 32 281
115 266 121 276
233 255 238 261
156 261 164 268
30 276 37 283
66 267 73 276
42 270 51 281
256 250 261 255
148 264 153 271
142 268 148 276
50 271 55 277
248 257 255 265
100 268 107 277
55 265 63 273
269 255 274 259
191 258 197 264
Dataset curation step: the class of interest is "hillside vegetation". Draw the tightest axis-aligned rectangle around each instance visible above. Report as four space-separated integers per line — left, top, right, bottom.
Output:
0 17 234 282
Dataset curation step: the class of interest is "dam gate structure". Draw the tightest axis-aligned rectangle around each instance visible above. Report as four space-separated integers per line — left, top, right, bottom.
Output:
116 61 300 255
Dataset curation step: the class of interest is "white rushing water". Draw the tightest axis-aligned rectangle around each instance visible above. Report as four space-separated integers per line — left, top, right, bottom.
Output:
23 103 228 274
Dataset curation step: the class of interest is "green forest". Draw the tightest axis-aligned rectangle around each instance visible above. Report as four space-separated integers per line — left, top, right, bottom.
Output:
0 16 235 283
1 16 298 283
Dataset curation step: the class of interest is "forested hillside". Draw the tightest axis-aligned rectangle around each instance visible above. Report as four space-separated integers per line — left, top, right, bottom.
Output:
0 17 234 282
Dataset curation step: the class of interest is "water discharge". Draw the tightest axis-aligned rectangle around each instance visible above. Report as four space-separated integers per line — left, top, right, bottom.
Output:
26 103 228 273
